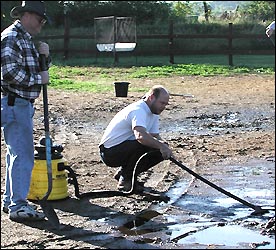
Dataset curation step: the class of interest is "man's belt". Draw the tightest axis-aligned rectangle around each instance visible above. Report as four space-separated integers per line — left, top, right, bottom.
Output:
3 92 35 106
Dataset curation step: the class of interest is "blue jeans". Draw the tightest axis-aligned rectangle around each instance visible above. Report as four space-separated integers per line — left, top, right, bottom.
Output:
1 96 35 212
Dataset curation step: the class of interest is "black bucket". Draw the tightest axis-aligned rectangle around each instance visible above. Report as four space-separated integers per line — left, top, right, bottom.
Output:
114 82 130 97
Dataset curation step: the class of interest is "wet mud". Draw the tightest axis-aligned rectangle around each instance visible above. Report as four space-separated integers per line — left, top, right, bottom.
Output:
1 75 275 249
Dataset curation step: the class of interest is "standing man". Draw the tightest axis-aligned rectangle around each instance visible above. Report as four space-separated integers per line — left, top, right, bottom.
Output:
99 85 173 192
1 1 51 222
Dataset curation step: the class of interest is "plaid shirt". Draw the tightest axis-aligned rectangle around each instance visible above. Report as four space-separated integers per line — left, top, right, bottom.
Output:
1 20 43 99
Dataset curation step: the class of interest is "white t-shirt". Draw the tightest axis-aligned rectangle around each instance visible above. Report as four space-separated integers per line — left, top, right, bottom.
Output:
100 99 159 148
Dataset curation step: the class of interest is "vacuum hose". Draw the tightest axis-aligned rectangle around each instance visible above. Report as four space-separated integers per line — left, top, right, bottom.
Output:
59 152 169 202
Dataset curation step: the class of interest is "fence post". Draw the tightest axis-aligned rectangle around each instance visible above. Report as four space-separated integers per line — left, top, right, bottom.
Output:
169 19 174 64
228 23 233 66
64 11 70 60
114 16 119 64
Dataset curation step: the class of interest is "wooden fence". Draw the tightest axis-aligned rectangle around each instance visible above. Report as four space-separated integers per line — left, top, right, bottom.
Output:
36 22 275 66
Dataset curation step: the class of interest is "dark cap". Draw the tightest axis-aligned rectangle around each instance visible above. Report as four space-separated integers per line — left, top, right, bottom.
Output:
10 1 50 23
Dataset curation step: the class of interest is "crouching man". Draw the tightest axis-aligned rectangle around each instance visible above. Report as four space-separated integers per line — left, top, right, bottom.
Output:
99 85 173 192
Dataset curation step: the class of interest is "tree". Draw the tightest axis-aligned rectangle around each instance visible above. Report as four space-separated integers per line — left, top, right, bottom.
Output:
203 1 212 22
240 1 275 21
64 1 173 26
172 1 193 19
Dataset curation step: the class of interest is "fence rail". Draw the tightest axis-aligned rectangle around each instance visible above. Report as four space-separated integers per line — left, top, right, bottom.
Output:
36 22 275 65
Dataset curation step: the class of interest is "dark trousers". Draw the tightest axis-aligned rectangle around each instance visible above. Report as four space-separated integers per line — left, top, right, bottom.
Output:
100 140 164 180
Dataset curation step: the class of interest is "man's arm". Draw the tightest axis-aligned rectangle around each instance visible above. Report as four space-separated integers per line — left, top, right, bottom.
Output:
133 126 172 159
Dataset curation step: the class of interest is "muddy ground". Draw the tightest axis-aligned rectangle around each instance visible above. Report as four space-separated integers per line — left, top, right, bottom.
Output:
1 74 275 249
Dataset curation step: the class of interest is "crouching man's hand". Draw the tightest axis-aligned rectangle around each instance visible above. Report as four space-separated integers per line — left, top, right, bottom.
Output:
160 143 173 160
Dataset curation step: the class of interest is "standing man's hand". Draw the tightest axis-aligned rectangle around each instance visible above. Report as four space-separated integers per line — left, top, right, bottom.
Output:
38 41 49 57
39 71 49 84
38 43 50 84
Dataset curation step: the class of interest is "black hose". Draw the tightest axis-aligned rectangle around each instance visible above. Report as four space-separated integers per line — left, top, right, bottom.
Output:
170 156 271 215
62 165 125 198
61 151 167 200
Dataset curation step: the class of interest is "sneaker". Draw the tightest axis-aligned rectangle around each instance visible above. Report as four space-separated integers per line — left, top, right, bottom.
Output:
117 176 132 192
2 203 37 214
114 167 122 181
9 205 45 222
135 181 145 192
117 176 144 193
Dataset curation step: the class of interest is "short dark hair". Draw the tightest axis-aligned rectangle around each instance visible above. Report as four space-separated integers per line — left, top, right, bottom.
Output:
150 85 169 98
142 85 169 100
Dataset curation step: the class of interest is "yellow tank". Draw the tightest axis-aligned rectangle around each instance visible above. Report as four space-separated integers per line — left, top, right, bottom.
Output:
28 158 69 201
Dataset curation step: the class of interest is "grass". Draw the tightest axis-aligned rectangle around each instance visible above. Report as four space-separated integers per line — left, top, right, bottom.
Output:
52 54 275 67
49 55 275 93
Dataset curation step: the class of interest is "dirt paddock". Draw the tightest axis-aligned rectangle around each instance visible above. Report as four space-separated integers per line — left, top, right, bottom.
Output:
1 74 275 249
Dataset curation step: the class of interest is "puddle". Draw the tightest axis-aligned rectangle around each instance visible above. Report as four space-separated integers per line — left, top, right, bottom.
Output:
164 193 275 247
118 210 161 236
172 224 274 249
113 158 275 248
